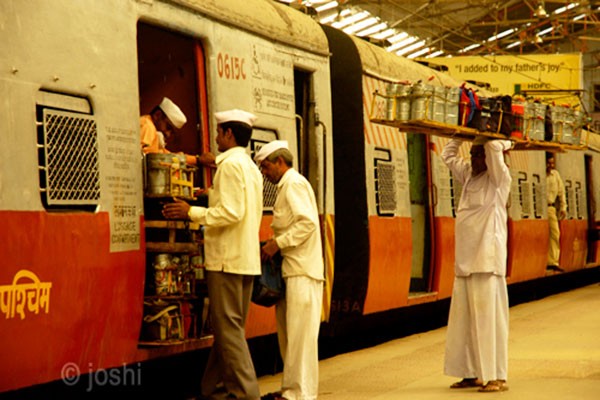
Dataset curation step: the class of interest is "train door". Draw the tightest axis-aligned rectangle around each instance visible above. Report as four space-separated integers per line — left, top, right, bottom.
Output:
137 23 204 159
406 133 432 293
294 68 317 187
136 22 210 342
585 155 598 263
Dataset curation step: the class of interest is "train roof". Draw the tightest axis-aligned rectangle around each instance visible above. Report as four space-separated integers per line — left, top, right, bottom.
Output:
350 35 493 96
173 0 329 56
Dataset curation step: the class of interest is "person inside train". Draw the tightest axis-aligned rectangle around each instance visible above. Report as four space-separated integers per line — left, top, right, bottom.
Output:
254 140 324 400
140 96 215 167
161 109 263 400
441 136 512 393
546 154 567 272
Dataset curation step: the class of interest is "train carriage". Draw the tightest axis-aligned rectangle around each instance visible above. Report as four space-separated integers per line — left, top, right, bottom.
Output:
1 0 599 394
0 0 333 392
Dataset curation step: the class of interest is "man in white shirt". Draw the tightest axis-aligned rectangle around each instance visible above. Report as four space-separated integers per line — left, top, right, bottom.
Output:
162 109 262 400
255 141 324 400
546 155 567 272
441 137 512 393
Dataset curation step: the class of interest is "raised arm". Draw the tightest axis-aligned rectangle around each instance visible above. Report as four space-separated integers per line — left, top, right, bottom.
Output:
441 139 470 185
484 140 511 189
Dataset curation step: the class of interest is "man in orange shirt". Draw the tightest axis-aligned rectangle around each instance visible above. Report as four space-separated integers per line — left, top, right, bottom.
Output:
140 97 215 166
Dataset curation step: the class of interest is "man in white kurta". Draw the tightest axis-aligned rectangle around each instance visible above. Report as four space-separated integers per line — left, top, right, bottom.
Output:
441 137 512 392
546 156 566 270
162 109 262 400
255 141 324 400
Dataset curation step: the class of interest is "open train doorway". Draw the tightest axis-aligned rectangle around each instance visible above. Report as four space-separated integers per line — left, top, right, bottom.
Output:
294 68 313 183
585 155 598 263
136 23 212 344
407 132 433 293
137 23 205 158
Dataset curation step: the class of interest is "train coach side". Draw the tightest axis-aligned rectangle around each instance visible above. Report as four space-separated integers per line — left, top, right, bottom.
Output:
320 24 600 338
321 25 486 330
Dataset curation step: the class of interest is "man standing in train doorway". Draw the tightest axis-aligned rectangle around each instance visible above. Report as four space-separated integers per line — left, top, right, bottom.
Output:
546 154 567 272
441 136 512 393
162 109 263 400
255 141 324 400
140 96 215 166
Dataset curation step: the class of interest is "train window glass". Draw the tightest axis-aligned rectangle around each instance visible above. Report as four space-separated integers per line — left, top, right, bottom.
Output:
250 128 279 212
373 148 396 217
594 84 600 112
36 90 99 211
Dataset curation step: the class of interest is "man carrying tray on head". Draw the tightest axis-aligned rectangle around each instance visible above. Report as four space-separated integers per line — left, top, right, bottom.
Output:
441 135 512 393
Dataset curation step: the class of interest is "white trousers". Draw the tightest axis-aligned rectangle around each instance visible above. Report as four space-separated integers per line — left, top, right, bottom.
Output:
276 276 323 400
444 274 509 382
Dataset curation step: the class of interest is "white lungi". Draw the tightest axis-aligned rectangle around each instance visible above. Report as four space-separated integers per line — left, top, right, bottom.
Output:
444 273 509 382
276 276 323 400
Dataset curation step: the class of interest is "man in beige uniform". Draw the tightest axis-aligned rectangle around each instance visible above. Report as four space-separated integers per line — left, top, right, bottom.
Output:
546 155 567 272
162 109 262 399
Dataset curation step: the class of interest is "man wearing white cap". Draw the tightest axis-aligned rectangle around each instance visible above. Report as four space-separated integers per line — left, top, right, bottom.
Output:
441 136 512 393
255 141 324 400
140 97 215 166
162 109 262 400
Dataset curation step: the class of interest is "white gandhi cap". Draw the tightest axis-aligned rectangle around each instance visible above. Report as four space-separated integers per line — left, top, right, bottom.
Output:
159 97 187 129
254 140 289 162
214 109 257 127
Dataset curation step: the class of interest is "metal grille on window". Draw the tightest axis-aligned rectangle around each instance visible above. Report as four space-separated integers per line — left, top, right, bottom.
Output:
566 181 575 219
39 109 100 205
375 161 396 216
575 181 583 219
263 178 278 209
532 179 543 218
520 181 532 218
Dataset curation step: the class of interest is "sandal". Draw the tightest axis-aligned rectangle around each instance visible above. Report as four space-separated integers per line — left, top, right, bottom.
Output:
450 378 484 388
478 380 508 392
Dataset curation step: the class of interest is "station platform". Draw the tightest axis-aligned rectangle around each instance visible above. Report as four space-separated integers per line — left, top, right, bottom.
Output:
258 283 600 400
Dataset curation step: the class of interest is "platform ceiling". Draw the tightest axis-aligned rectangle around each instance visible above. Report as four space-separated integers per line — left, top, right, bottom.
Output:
276 1 600 61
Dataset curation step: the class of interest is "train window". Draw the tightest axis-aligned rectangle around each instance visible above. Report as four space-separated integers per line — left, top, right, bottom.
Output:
565 179 575 219
518 172 532 219
575 181 583 219
36 90 99 211
250 128 279 212
593 84 600 112
373 148 396 217
532 174 543 219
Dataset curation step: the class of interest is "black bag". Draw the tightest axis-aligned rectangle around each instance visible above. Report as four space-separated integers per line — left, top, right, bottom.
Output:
489 96 513 136
469 97 492 132
252 248 285 307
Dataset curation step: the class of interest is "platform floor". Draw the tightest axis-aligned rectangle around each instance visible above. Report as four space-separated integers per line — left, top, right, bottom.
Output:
258 283 600 400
